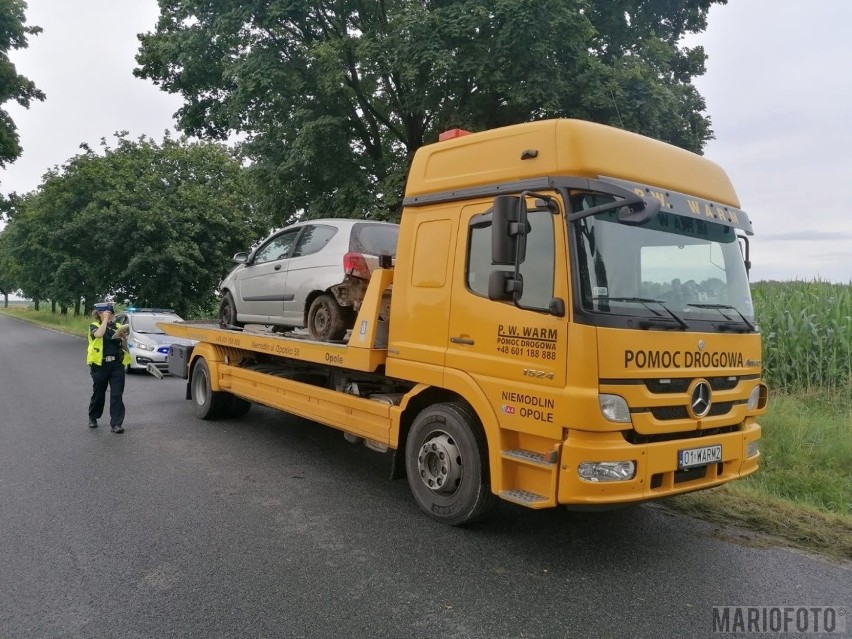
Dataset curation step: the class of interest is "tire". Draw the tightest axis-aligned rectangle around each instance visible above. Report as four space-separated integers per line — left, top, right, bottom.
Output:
307 294 348 341
191 358 230 420
219 291 244 328
405 402 497 525
227 396 252 418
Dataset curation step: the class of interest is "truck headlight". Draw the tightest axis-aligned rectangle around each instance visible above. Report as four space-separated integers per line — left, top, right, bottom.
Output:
578 461 636 482
747 441 760 458
746 386 761 410
599 394 631 423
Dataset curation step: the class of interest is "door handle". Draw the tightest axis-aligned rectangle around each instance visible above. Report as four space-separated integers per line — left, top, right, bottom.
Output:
274 264 282 271
450 336 475 345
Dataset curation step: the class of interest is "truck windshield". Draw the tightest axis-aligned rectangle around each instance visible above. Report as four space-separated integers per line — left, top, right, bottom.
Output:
572 194 754 328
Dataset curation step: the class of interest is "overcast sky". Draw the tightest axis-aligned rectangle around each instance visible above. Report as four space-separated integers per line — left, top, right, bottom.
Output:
2 0 850 283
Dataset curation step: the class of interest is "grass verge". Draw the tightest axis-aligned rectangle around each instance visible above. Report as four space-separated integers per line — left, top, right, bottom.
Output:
0 305 92 336
666 390 851 562
665 485 852 563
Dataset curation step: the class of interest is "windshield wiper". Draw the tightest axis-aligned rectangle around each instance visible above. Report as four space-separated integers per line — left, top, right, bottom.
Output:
687 303 756 332
593 296 688 330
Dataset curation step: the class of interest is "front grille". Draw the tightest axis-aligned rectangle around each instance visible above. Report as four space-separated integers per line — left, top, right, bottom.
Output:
709 377 740 391
646 379 690 393
708 401 734 416
624 425 740 445
645 401 736 421
644 376 740 394
650 406 688 420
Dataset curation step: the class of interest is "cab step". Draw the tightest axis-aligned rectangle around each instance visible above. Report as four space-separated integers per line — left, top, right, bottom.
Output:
500 489 550 507
502 448 557 467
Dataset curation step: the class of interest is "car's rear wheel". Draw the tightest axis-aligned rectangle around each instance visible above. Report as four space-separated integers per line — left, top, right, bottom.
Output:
219 291 243 328
307 294 348 341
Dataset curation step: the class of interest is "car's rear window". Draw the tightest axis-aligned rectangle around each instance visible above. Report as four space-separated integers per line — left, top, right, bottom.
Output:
350 223 399 256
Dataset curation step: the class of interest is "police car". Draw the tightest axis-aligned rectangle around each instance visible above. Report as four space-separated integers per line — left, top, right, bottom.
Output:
113 308 196 373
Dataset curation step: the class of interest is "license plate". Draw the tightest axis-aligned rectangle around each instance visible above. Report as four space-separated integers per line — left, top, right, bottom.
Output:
678 444 722 469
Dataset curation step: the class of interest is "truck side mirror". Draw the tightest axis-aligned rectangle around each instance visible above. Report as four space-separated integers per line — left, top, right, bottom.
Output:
488 270 524 301
491 196 527 265
737 235 752 276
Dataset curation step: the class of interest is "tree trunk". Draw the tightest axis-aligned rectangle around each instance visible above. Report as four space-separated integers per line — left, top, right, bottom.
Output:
3 293 7 308
51 299 57 313
34 299 40 311
60 305 68 316
74 297 81 316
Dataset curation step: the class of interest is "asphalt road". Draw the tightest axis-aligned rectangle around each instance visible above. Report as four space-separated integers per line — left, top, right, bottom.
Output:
0 314 848 639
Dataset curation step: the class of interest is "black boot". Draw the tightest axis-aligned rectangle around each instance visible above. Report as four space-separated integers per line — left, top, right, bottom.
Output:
88 419 98 428
111 424 124 434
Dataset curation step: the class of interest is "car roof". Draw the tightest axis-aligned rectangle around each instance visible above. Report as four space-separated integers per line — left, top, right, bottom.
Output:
279 218 398 231
123 309 181 318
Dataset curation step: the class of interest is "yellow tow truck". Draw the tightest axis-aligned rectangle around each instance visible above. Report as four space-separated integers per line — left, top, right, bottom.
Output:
163 119 767 525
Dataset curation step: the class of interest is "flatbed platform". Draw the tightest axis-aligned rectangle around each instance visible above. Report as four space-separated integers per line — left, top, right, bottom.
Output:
161 268 394 373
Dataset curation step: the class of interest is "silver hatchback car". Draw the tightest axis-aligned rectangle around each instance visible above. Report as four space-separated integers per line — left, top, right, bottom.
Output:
218 219 399 341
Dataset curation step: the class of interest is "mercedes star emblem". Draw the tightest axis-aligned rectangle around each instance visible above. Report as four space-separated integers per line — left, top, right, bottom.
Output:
690 380 712 418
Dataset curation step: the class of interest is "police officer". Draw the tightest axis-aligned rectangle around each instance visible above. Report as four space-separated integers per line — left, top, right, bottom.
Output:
87 303 131 433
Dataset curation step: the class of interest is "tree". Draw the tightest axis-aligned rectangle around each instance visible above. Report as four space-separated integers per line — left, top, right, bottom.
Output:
136 0 724 223
0 0 44 171
4 134 270 317
0 228 20 306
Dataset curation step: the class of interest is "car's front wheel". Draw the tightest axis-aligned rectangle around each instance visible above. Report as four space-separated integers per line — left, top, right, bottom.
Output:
307 294 349 341
219 291 244 328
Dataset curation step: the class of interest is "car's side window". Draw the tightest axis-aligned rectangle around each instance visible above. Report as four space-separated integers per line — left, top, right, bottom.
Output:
253 229 300 265
292 225 337 258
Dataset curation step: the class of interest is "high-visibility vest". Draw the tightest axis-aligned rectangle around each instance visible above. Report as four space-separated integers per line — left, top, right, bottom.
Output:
87 322 131 366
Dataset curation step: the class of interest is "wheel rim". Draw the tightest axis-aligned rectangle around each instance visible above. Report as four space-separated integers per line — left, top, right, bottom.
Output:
193 370 208 406
222 299 234 324
313 305 330 333
417 431 463 495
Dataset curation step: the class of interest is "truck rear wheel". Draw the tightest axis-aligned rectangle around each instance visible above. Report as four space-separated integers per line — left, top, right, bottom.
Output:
219 291 244 328
191 358 230 420
307 294 348 341
405 402 497 525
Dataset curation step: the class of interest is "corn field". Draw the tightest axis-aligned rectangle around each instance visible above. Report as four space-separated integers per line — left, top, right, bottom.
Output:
752 280 852 394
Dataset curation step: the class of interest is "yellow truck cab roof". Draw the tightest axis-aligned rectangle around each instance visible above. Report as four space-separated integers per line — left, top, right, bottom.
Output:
405 119 741 209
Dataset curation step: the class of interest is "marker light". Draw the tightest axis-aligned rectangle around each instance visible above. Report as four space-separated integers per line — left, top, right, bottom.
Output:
747 441 760 458
578 461 637 482
599 394 631 423
438 128 471 141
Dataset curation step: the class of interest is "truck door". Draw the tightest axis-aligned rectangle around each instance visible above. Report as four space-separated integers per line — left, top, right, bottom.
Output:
446 198 568 429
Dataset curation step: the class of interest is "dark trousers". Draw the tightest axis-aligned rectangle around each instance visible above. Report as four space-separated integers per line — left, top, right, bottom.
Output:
88 360 126 427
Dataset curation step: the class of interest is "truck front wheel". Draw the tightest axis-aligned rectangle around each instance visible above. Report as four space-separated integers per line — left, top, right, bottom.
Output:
191 358 230 420
405 402 497 525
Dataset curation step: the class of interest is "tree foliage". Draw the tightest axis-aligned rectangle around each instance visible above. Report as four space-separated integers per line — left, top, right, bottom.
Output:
0 135 270 316
0 0 44 170
136 0 724 222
